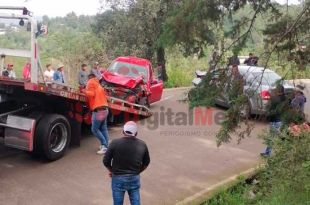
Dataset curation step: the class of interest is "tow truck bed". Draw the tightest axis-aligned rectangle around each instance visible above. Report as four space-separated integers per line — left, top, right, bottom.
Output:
0 77 152 117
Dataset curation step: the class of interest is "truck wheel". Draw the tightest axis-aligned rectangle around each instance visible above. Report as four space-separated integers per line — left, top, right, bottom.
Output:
34 114 71 161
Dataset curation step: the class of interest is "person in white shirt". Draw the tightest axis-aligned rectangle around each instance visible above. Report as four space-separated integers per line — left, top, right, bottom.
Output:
44 64 54 82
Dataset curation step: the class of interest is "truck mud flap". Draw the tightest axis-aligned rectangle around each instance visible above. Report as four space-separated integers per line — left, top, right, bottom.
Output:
2 115 35 151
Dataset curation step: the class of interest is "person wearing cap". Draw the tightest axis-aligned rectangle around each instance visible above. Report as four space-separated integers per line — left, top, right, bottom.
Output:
53 64 65 84
2 63 16 78
103 121 150 205
90 62 102 80
84 73 109 154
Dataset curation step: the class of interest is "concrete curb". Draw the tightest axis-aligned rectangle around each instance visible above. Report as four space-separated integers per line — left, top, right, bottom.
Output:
175 167 258 205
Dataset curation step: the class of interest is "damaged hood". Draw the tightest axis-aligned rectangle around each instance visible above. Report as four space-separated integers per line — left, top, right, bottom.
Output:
102 71 144 89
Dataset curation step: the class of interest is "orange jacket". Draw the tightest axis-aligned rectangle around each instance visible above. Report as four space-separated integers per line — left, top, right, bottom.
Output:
85 78 108 111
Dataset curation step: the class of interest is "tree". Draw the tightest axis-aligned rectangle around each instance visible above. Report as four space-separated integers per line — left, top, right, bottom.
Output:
94 0 181 81
162 0 310 145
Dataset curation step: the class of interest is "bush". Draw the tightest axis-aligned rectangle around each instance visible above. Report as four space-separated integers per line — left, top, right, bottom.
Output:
165 50 209 88
257 131 310 205
204 131 310 205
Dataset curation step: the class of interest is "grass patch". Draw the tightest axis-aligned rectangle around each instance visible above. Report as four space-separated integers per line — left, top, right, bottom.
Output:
202 131 310 205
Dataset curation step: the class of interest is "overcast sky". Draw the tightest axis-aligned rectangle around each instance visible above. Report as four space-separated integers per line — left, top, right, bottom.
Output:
0 0 301 17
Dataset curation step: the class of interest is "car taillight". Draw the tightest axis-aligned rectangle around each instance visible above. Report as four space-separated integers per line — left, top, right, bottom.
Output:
260 90 270 100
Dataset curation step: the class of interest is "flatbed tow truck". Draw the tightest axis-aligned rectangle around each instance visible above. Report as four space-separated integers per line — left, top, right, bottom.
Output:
0 7 152 161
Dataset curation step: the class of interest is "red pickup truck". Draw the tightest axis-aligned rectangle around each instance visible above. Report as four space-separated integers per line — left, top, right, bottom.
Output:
101 56 164 107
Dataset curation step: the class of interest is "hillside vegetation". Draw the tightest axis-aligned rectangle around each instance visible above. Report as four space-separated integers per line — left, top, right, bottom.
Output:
0 2 308 87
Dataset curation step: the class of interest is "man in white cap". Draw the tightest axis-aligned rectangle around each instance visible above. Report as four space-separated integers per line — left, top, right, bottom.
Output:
103 121 150 205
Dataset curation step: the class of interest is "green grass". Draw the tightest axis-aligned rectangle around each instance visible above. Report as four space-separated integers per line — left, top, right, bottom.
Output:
165 53 209 88
202 132 310 205
203 181 251 205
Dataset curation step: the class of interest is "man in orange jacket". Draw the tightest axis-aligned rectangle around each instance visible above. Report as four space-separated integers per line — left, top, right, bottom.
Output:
84 73 109 154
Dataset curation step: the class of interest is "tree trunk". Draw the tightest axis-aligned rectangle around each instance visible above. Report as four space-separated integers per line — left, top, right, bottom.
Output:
157 46 168 82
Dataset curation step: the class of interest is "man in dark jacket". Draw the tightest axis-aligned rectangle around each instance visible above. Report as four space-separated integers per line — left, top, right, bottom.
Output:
103 121 150 205
261 84 287 156
244 53 259 66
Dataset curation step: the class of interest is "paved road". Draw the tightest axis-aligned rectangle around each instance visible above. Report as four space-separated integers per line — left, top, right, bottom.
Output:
0 88 266 205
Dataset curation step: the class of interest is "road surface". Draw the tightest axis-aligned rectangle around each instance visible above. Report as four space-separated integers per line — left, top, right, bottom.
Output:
0 88 267 205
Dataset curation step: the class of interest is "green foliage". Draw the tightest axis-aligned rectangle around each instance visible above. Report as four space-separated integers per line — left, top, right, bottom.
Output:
165 51 209 88
204 131 310 205
203 181 251 205
94 0 182 81
0 14 106 86
263 1 310 70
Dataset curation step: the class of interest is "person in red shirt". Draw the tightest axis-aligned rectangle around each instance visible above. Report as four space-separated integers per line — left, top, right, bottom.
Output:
22 62 31 79
84 73 109 154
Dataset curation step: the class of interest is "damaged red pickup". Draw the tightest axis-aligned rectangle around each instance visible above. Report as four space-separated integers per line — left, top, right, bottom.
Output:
101 56 164 107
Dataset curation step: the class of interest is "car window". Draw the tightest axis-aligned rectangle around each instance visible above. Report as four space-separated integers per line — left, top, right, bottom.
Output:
251 72 281 86
108 61 148 80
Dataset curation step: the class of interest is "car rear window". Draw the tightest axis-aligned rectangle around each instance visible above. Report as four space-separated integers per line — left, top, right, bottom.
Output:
251 72 281 85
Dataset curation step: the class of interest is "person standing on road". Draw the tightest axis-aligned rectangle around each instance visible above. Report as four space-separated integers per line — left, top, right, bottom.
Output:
261 84 287 157
90 62 102 81
78 63 88 88
103 121 150 205
84 73 109 154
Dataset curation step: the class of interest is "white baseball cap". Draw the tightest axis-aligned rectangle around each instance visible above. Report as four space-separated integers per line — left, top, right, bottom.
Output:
123 121 138 137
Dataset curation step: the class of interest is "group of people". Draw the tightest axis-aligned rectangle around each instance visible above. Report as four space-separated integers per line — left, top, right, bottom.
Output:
82 71 150 205
2 62 32 79
261 84 307 156
78 62 103 88
227 52 259 67
1 61 103 86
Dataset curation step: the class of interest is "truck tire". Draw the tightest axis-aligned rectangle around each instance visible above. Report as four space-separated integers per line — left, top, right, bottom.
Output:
33 114 71 161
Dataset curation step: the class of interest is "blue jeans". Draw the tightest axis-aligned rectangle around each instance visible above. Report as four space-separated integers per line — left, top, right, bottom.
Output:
112 175 140 205
263 121 282 156
91 110 109 147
